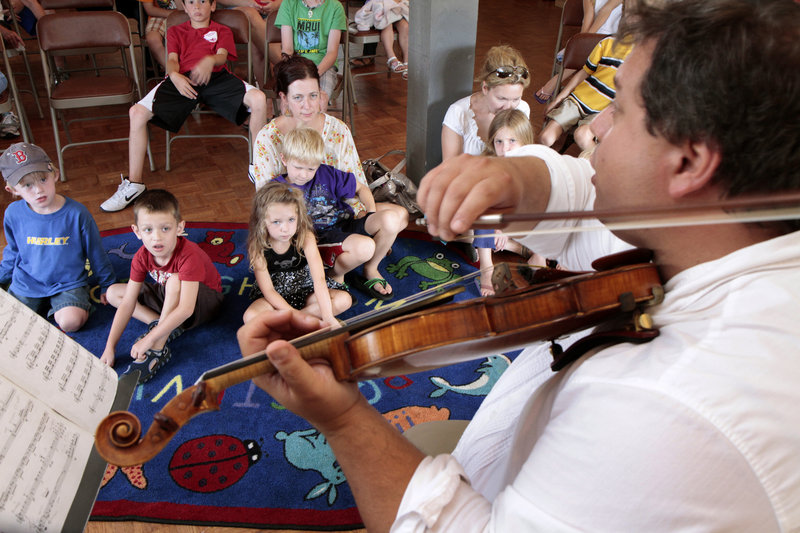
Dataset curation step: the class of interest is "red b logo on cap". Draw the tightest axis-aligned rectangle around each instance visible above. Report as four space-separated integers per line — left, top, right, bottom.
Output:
12 150 27 164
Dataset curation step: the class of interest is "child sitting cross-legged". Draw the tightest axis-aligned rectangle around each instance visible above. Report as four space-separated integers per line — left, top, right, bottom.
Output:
100 189 224 383
274 127 408 301
243 180 351 329
0 143 116 331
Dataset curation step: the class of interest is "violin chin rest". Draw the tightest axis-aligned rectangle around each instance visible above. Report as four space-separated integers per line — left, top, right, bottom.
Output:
591 248 654 271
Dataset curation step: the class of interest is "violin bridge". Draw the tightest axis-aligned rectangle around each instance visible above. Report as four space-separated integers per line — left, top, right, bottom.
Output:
491 263 514 294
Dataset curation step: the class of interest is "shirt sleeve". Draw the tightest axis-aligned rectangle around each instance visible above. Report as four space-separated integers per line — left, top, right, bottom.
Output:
583 36 609 75
442 100 466 137
253 122 285 189
325 115 368 185
129 247 149 283
274 0 292 28
0 212 19 285
79 206 117 293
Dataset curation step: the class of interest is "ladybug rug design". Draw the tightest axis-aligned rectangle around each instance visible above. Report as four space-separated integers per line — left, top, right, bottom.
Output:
69 223 519 529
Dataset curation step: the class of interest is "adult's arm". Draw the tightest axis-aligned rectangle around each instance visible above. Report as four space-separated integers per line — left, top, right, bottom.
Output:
417 153 552 242
252 123 283 188
441 125 465 161
238 311 426 533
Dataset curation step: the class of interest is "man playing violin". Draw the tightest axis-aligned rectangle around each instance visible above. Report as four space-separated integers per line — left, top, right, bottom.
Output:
238 0 800 531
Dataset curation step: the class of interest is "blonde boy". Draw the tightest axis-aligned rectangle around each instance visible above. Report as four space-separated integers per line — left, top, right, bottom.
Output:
273 127 408 300
101 189 223 382
0 143 116 332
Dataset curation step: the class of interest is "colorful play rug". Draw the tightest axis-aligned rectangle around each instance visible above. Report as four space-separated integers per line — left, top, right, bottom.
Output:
69 222 519 529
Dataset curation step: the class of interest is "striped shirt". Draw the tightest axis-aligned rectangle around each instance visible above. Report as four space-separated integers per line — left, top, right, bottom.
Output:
569 37 632 114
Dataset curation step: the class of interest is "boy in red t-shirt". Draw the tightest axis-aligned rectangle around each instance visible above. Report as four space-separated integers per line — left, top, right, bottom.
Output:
101 190 223 383
100 0 268 213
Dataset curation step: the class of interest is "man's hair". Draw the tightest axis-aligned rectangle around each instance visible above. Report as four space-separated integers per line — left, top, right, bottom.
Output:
133 189 181 224
275 53 320 96
619 0 800 197
282 127 325 166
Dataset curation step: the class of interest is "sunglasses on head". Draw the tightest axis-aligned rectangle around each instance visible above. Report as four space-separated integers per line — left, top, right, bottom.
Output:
491 66 529 80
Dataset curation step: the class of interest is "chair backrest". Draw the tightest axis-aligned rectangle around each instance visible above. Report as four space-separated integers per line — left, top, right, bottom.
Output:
165 10 250 45
562 32 607 71
562 0 585 28
37 11 131 51
265 9 281 45
40 0 113 9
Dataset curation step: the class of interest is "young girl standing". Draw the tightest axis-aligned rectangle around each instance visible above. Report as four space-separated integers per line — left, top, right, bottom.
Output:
474 109 548 294
244 181 351 328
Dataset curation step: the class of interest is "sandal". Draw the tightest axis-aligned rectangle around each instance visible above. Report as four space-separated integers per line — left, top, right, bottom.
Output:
387 57 407 73
346 271 393 301
135 319 184 344
351 57 374 68
124 346 172 384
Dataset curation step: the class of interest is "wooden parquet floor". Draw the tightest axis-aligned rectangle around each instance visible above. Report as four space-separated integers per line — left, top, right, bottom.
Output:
0 1 567 531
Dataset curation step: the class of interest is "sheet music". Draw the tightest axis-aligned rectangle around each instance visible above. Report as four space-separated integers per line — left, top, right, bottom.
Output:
0 290 121 532
0 290 118 431
0 377 97 533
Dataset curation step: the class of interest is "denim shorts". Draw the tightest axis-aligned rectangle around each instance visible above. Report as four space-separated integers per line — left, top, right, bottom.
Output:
10 285 92 317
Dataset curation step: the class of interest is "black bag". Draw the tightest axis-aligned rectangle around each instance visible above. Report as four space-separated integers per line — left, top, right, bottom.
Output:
362 150 423 216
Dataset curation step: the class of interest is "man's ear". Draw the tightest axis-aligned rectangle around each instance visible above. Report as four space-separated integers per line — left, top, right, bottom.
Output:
131 224 141 240
279 153 287 166
178 220 186 235
667 139 721 198
4 184 17 195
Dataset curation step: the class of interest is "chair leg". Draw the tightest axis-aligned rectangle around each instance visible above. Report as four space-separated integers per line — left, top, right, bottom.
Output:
49 107 67 181
166 130 172 172
6 60 33 143
19 51 44 119
146 130 155 172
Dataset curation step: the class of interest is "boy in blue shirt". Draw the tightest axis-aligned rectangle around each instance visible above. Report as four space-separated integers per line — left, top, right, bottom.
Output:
274 127 407 300
0 143 116 331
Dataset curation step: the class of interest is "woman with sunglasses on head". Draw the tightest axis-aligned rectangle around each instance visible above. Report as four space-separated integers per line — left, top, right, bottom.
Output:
441 45 531 161
441 44 531 295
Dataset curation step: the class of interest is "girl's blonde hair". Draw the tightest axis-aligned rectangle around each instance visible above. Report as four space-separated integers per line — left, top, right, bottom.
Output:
282 127 326 166
476 45 531 89
247 181 315 269
483 109 535 156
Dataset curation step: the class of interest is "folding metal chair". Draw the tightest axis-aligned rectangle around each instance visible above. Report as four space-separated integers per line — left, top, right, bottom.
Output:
550 0 584 78
164 9 252 171
37 10 153 180
1 38 33 142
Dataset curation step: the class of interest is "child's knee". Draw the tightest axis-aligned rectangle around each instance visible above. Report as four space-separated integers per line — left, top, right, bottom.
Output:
105 283 127 307
54 307 89 332
130 104 152 125
164 275 181 294
343 234 375 260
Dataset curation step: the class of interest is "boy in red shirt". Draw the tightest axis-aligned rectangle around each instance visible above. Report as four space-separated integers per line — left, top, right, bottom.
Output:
101 189 223 383
101 0 268 212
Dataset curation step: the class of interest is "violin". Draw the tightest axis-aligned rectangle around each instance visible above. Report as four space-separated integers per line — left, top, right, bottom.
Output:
95 251 664 467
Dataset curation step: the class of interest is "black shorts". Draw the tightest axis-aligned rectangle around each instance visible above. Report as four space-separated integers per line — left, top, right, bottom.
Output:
138 281 224 329
316 214 372 245
150 70 248 133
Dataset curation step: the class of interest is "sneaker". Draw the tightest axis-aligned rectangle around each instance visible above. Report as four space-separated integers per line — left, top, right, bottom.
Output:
0 111 20 138
100 176 146 212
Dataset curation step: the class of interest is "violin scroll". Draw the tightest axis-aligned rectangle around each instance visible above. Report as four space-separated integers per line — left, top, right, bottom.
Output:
95 382 222 467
